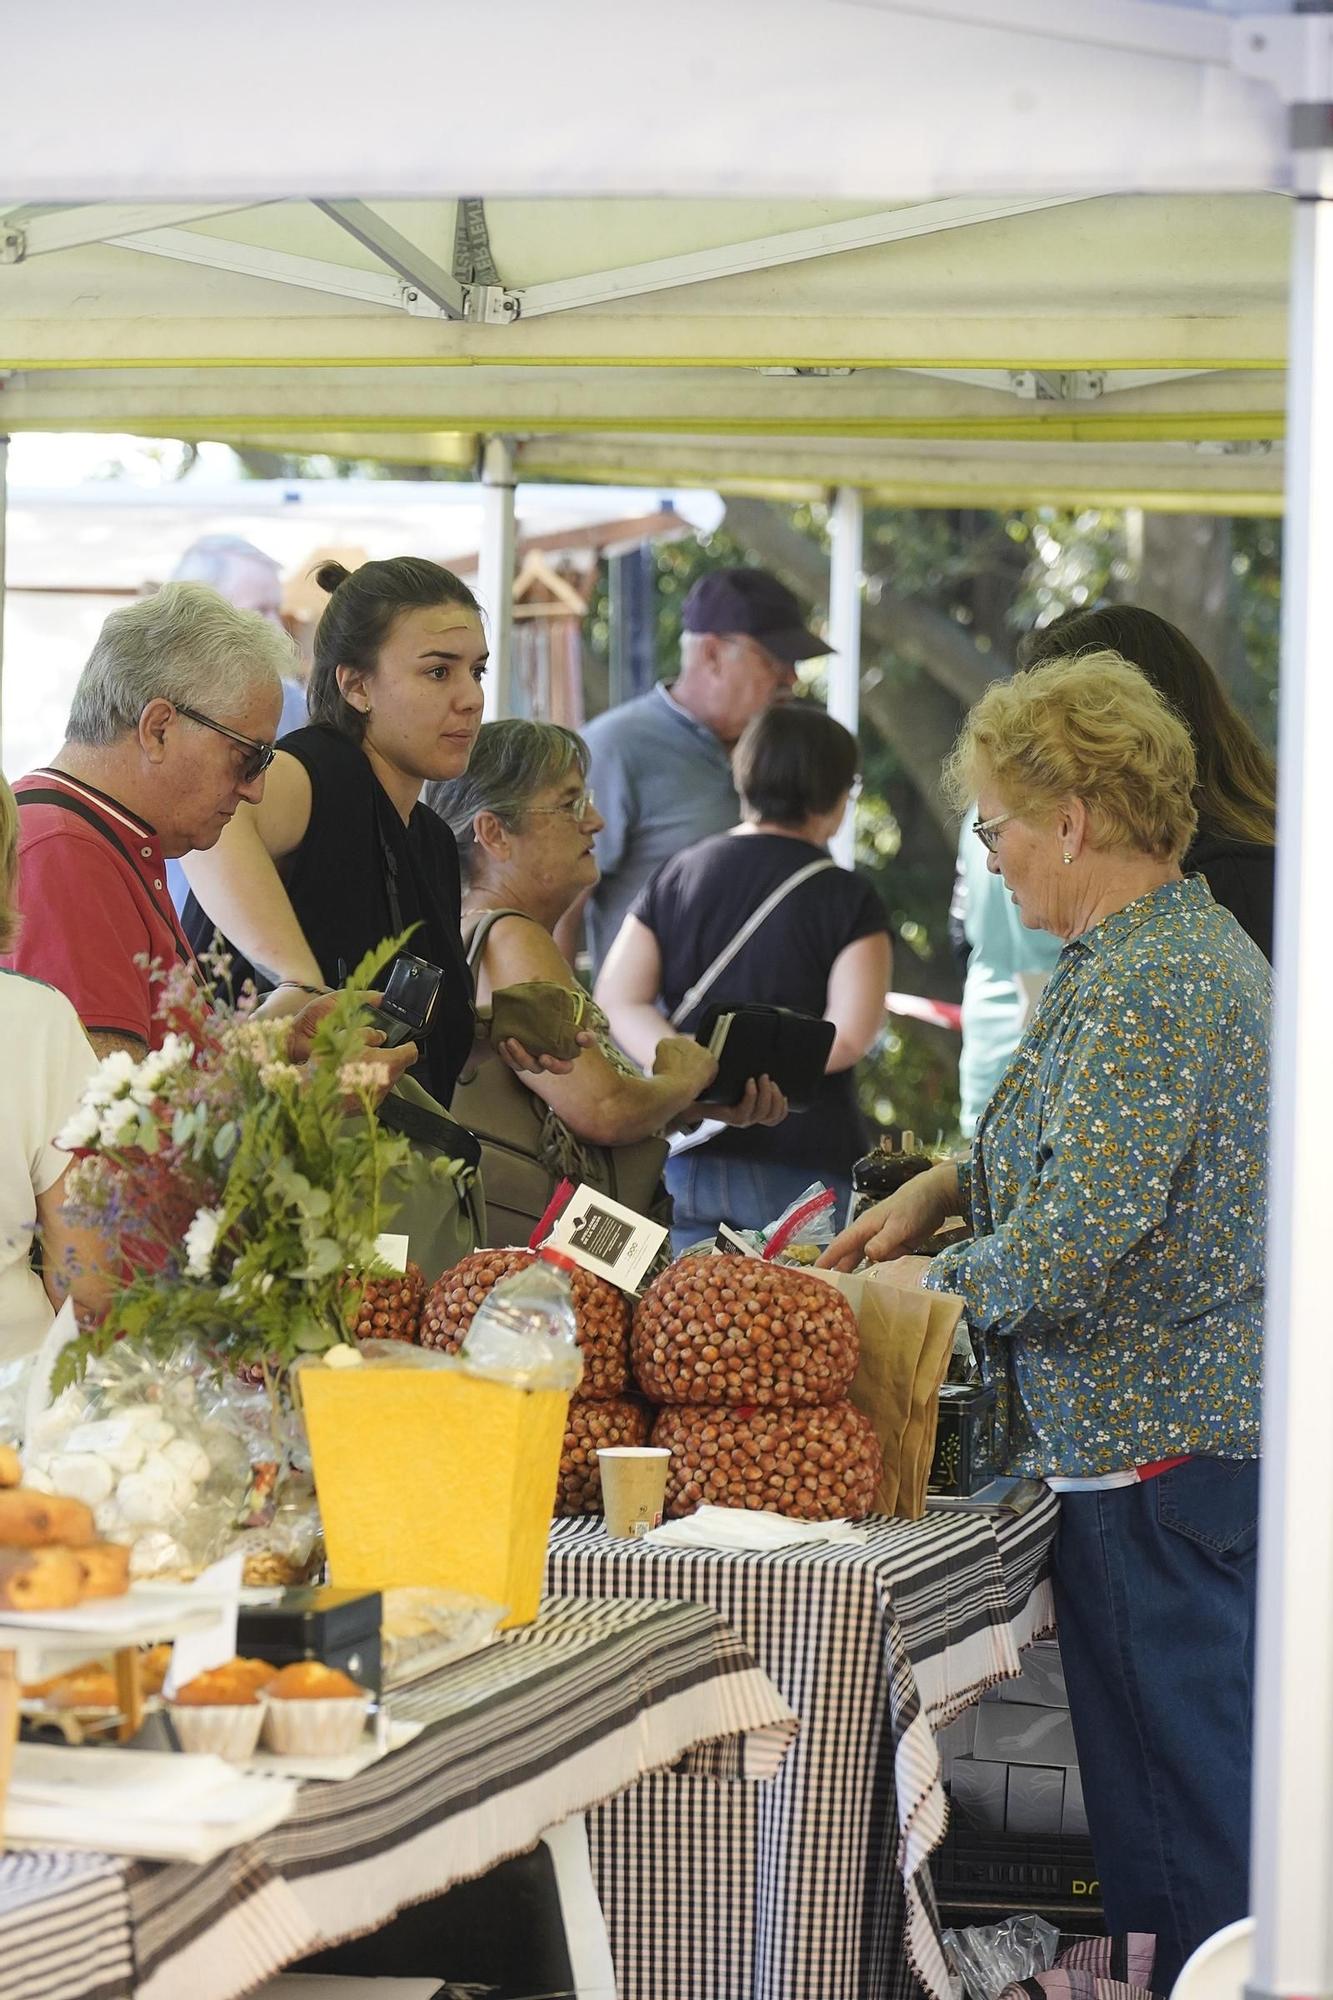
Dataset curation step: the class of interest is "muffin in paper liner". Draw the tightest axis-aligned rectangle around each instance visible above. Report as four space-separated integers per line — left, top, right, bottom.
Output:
168 1699 267 1763
261 1693 371 1758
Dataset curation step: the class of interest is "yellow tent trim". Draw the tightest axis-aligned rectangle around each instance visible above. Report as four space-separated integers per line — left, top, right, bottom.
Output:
0 352 1288 375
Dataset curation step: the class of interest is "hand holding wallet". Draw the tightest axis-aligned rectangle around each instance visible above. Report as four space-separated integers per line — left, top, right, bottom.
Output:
694 1001 834 1112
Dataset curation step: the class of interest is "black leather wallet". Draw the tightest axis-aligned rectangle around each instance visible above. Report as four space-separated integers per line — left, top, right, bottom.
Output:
694 1001 835 1112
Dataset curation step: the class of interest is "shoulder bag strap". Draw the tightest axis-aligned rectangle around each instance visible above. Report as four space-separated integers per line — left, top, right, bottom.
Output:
18 785 199 977
461 906 537 973
667 857 838 1029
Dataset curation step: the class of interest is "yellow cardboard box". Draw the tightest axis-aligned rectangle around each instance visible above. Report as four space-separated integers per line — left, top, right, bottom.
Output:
300 1364 571 1628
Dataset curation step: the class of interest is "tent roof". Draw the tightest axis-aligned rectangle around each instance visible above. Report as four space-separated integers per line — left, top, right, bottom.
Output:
0 2 1308 508
0 191 1290 511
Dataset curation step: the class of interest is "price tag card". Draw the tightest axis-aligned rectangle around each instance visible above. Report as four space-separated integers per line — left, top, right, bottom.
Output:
549 1184 669 1295
374 1233 409 1274
163 1551 243 1699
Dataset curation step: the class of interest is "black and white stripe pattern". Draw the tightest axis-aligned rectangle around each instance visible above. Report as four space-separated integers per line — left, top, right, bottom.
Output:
0 1852 132 2000
548 1495 1059 2000
2 1596 795 2000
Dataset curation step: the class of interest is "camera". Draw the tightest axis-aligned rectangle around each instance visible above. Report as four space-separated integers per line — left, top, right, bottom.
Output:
370 954 446 1049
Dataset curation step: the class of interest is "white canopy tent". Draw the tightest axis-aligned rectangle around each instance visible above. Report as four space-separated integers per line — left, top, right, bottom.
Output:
1 4 1330 1993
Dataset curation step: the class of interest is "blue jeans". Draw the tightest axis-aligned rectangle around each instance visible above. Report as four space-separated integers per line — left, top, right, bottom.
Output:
664 1151 853 1256
1051 1457 1260 1993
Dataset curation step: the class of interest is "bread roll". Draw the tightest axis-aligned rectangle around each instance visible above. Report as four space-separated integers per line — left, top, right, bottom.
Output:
72 1541 131 1600
0 1489 95 1548
0 1546 83 1611
0 1444 22 1488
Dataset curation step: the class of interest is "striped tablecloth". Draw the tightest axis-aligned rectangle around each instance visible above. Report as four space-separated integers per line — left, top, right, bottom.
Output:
547 1489 1059 2000
0 1594 797 2000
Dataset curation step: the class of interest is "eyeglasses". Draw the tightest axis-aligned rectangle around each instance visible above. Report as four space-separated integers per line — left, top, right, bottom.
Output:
175 705 277 785
972 810 1015 854
524 789 597 824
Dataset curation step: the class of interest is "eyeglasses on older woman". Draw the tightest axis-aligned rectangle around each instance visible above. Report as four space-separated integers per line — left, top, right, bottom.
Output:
972 809 1015 854
524 789 597 824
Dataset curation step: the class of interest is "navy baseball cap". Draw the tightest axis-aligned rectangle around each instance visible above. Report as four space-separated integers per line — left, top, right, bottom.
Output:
681 567 833 667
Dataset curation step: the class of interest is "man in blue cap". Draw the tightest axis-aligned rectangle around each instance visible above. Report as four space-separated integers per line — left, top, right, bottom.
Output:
572 567 832 976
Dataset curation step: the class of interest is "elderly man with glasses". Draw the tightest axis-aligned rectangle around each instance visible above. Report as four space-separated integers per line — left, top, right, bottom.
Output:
2 583 296 1059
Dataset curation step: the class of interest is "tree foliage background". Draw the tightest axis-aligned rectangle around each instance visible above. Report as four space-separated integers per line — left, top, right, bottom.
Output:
228 442 1282 1146
585 501 1283 1143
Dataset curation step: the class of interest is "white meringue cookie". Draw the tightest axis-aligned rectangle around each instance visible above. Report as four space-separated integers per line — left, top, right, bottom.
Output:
116 1466 177 1527
47 1453 115 1507
162 1437 211 1485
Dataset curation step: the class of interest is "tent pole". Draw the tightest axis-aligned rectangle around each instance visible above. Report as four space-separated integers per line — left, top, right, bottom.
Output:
827 484 863 869
478 435 517 720
1248 140 1333 2000
0 433 7 753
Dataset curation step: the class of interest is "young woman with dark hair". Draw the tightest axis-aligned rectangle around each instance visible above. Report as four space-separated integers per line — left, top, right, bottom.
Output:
182 558 491 1103
1018 603 1276 959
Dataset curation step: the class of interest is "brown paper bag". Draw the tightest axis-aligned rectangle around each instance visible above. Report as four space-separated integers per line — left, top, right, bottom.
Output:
814 1269 964 1520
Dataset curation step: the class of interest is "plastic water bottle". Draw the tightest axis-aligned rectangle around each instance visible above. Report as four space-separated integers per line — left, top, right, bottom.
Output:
460 1248 585 1390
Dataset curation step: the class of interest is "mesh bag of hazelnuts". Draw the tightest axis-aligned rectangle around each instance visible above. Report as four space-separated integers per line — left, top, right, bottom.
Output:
351 1262 426 1344
556 1396 653 1515
422 1248 632 1400
653 1400 882 1521
632 1254 859 1408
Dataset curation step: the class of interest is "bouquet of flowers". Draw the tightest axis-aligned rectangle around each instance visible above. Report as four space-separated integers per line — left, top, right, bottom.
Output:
53 937 452 1393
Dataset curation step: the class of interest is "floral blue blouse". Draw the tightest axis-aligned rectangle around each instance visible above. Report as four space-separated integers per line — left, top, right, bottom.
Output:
925 877 1269 1477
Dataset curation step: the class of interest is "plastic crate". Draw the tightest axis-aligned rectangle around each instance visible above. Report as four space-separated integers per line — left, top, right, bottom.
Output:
933 1819 1102 1914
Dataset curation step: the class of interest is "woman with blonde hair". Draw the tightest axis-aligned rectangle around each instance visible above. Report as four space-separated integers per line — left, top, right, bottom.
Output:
0 776 99 1358
823 652 1269 1989
1019 603 1276 957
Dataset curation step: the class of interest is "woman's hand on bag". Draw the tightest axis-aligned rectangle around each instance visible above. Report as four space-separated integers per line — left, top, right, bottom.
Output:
495 1029 595 1077
651 1035 719 1098
818 1160 960 1272
707 1075 789 1129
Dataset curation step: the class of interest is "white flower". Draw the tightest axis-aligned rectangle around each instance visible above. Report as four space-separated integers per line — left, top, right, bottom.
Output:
183 1206 223 1278
56 1100 102 1151
98 1097 142 1149
259 1060 302 1089
87 1048 137 1107
339 1061 384 1093
157 1032 194 1071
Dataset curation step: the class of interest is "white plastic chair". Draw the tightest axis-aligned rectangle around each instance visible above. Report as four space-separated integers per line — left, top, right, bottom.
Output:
1170 1916 1255 2000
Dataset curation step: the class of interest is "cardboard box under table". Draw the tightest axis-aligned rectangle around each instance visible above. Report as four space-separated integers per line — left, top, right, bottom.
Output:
301 1362 570 1629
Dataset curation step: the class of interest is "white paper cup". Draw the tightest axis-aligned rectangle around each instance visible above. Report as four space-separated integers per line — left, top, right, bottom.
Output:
168 1699 266 1763
597 1446 671 1539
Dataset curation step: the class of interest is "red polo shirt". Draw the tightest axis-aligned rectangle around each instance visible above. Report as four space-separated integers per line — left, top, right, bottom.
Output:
3 770 200 1049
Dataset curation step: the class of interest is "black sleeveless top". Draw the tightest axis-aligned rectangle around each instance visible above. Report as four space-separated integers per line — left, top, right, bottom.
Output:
183 725 474 1105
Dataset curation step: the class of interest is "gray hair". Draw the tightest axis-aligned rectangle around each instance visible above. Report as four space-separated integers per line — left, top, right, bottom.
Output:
426 719 588 884
170 534 281 593
66 583 293 746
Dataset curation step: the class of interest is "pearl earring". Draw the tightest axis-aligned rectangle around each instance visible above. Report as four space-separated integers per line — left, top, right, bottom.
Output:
1063 852 1073 865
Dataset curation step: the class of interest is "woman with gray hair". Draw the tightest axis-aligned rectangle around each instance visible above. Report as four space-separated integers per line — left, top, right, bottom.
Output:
429 719 732 1244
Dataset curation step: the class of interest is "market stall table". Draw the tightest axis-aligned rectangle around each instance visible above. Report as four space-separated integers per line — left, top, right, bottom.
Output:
547 1488 1059 2000
0 1595 796 2000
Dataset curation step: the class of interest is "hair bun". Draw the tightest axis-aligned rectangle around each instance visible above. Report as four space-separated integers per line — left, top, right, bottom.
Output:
314 560 352 595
